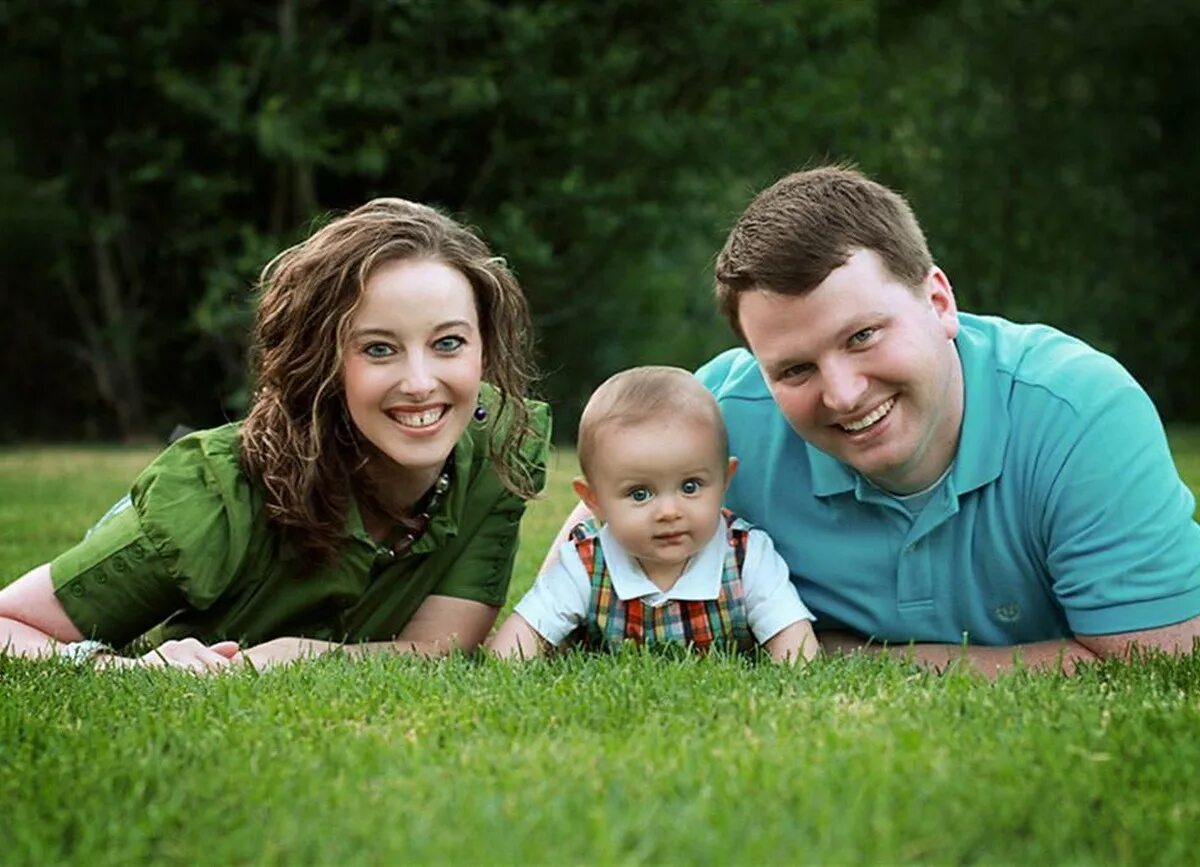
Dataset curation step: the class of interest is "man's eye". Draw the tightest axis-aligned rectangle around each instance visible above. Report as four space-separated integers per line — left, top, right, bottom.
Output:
780 364 814 382
850 327 877 345
433 335 465 353
628 487 652 503
681 479 702 495
364 343 394 358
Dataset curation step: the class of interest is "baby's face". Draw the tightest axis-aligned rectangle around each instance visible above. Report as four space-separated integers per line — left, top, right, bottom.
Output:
578 418 734 585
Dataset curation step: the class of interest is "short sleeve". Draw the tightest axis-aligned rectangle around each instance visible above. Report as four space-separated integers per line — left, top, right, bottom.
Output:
51 428 255 646
741 528 815 642
430 492 528 606
1041 378 1200 635
512 541 591 646
429 399 551 607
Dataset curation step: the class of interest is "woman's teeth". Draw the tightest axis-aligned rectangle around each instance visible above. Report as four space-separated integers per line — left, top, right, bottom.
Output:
841 398 895 432
391 407 445 428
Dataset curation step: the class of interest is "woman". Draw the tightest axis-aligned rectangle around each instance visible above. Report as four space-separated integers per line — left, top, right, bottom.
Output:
0 199 550 671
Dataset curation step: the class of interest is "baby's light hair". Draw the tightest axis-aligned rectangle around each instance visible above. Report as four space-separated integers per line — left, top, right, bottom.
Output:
576 366 728 479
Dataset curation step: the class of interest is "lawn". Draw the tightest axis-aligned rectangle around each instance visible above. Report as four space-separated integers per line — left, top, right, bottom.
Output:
3 432 1200 865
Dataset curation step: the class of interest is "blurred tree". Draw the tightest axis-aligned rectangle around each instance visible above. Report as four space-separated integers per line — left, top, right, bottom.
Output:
0 0 1197 441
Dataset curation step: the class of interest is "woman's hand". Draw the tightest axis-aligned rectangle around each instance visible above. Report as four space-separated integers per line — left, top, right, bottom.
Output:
94 638 242 673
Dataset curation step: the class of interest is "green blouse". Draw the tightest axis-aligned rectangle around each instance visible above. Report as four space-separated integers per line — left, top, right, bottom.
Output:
51 397 550 649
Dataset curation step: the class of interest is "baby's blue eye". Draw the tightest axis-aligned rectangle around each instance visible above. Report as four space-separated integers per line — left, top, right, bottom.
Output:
364 343 394 358
433 335 465 353
629 487 652 503
681 479 702 495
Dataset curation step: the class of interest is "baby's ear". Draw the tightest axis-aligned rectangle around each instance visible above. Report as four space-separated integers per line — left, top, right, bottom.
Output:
572 477 601 518
723 456 740 490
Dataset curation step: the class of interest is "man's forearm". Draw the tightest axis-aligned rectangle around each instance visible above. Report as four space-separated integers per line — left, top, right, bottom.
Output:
820 631 1098 678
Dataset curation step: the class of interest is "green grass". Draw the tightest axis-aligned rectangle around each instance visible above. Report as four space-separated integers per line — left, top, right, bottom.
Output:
3 431 1200 866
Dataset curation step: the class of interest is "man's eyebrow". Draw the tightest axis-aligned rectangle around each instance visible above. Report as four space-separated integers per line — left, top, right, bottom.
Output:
843 310 887 332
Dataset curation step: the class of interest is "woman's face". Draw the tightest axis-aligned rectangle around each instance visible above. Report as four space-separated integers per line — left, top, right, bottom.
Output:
342 258 483 487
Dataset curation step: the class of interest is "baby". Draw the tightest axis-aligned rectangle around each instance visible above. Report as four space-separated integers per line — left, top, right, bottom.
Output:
489 366 817 661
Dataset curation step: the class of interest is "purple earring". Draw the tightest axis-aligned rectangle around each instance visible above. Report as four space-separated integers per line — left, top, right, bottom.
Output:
473 404 488 422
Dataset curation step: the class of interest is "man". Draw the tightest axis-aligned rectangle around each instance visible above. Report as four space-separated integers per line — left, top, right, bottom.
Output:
693 165 1200 674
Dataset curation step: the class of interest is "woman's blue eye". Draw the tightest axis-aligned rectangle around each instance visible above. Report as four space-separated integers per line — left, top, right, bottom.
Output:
364 343 394 358
681 479 702 495
434 335 465 353
629 487 652 503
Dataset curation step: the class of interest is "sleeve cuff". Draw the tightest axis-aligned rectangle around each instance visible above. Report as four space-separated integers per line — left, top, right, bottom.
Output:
1065 583 1200 636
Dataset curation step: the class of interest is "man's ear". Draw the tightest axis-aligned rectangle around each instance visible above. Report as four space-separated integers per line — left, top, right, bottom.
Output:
723 456 740 493
572 477 602 521
925 266 959 340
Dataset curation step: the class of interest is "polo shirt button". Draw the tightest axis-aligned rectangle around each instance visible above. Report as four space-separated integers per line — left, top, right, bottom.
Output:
905 543 917 553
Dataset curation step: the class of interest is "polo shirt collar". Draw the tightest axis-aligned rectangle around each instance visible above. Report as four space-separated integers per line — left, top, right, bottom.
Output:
950 316 1008 495
803 315 1008 499
807 447 858 497
597 519 726 602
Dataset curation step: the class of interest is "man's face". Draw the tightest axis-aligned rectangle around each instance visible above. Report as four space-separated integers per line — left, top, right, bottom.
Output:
737 249 963 494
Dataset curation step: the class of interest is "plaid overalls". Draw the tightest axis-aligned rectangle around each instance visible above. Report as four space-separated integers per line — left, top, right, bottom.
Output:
571 510 756 653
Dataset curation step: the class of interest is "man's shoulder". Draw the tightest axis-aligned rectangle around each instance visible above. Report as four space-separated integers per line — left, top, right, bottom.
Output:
961 313 1141 415
694 348 772 403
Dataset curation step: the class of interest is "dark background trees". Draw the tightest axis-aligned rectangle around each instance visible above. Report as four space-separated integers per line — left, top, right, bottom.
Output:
2 0 1197 441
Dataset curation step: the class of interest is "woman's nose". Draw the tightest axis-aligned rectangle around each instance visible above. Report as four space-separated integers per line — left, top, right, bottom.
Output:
400 353 436 396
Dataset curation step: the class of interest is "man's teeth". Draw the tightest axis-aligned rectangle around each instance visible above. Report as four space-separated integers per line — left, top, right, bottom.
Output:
392 407 444 428
841 398 895 432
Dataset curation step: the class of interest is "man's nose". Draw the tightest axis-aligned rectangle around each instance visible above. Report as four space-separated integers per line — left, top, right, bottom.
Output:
820 361 868 414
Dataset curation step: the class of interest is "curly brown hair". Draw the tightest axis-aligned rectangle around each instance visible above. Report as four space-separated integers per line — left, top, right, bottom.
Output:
715 165 932 340
241 198 540 559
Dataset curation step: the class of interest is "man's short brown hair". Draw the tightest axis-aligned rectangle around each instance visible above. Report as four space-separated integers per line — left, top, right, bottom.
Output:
714 166 932 339
576 366 728 479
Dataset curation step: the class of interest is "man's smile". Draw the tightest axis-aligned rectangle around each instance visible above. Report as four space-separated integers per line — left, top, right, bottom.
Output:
837 397 896 433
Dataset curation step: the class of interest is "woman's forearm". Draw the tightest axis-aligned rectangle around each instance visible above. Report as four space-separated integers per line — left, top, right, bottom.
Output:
0 616 74 658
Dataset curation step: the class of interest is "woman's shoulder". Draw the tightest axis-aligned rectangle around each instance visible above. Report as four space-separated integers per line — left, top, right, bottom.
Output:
468 385 551 461
131 422 259 521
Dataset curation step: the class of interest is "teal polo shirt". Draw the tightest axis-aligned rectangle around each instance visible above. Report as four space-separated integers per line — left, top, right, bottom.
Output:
696 313 1200 645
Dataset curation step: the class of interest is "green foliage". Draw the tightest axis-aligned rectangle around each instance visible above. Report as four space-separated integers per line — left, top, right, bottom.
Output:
1 0 1198 439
